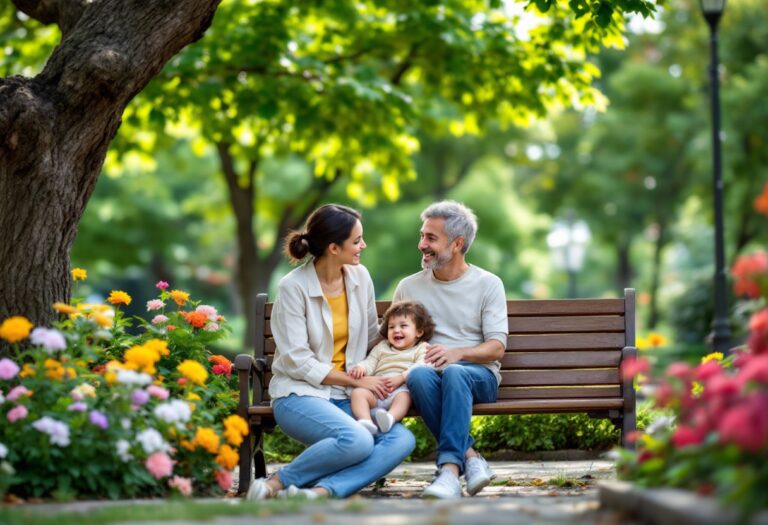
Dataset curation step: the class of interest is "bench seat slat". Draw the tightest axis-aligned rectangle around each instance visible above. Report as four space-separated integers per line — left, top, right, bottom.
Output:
498 385 621 399
500 369 619 387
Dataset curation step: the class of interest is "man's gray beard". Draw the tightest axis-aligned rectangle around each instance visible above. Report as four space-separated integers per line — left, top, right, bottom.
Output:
420 251 452 270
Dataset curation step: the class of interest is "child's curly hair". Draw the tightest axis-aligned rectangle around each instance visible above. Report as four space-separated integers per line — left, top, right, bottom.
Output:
379 300 435 343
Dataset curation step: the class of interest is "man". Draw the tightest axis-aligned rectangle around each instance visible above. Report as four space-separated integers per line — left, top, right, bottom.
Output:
393 200 507 499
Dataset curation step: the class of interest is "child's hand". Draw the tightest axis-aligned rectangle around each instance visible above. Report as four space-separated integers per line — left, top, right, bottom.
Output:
385 374 405 389
348 366 365 379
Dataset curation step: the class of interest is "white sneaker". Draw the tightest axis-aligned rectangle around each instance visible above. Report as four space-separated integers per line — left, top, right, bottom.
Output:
423 469 462 499
279 485 322 500
373 408 395 433
359 419 379 435
246 477 275 500
465 455 495 496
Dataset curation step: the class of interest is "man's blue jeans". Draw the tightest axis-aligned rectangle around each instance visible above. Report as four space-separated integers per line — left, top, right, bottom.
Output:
272 394 415 497
406 364 498 474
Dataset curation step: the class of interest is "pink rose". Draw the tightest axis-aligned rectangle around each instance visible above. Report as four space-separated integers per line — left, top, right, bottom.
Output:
147 385 170 400
156 281 170 290
7 385 30 401
0 358 20 380
168 475 193 496
214 469 233 492
145 451 174 479
8 405 28 422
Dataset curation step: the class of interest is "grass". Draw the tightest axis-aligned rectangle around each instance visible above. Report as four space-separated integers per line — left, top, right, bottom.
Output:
0 498 312 525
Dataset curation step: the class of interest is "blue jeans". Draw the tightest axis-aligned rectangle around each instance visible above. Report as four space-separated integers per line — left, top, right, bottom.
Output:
406 364 498 474
272 394 415 497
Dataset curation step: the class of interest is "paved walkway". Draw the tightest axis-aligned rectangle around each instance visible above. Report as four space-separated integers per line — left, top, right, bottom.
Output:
16 459 640 524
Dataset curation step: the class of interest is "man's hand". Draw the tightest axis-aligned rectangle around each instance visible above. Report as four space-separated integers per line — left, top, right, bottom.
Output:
384 374 406 390
425 343 462 368
347 366 366 379
355 376 391 399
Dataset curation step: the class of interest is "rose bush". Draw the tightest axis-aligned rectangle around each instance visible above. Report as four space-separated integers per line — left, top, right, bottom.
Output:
617 184 768 521
0 277 247 500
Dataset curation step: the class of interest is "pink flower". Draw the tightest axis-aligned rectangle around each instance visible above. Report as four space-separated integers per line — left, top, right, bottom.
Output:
156 281 170 290
146 300 166 312
703 375 741 400
168 476 193 496
7 385 30 402
672 425 705 448
748 310 768 354
666 362 693 381
30 327 67 352
0 358 20 380
738 355 768 386
145 451 174 479
732 251 768 298
694 360 722 381
147 385 170 400
621 356 650 381
195 305 218 321
8 405 28 422
653 383 676 408
718 396 768 453
203 322 220 332
151 315 169 325
214 469 233 492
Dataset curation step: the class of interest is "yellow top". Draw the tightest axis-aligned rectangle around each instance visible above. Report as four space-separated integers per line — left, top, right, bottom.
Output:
325 292 349 372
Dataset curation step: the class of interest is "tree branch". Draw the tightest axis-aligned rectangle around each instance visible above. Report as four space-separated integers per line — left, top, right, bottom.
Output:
12 0 88 36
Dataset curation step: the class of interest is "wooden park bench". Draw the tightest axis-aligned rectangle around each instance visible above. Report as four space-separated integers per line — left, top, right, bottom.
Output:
234 288 637 494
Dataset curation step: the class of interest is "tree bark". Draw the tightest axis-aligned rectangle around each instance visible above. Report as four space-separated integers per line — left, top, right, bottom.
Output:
647 222 667 329
616 238 632 294
0 0 221 335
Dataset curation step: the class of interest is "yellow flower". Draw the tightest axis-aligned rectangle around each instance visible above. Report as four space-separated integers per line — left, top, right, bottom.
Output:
53 302 77 315
44 359 65 381
169 290 190 306
177 360 208 385
215 444 239 470
124 345 161 374
223 415 249 446
144 339 169 357
71 268 87 281
636 336 649 350
187 392 201 401
180 439 196 451
20 364 36 378
647 332 668 348
702 352 724 364
0 316 34 343
193 427 220 454
91 313 114 328
71 384 97 399
107 290 132 306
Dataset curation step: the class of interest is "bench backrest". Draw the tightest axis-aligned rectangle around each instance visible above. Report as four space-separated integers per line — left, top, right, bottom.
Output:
253 289 635 403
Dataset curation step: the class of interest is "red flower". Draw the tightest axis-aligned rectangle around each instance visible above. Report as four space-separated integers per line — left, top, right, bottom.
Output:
672 425 705 448
666 362 693 381
177 377 187 385
718 396 768 453
184 311 208 329
694 360 723 381
621 356 650 381
731 251 768 298
738 355 768 386
748 310 768 355
212 364 232 378
755 182 768 216
703 374 741 400
653 382 676 408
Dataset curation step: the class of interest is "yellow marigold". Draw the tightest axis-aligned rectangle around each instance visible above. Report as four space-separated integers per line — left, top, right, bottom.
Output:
91 313 114 328
215 444 239 470
44 359 65 381
177 360 208 385
107 290 132 306
187 392 201 401
53 302 77 315
180 439 196 451
124 345 160 374
71 268 87 281
223 415 249 446
169 290 190 306
0 316 34 343
20 364 36 378
71 383 97 399
647 332 668 348
193 427 220 454
702 352 724 364
144 339 170 357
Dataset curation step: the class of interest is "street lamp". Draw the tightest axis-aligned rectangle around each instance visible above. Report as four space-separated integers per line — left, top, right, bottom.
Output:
547 211 591 298
700 0 731 353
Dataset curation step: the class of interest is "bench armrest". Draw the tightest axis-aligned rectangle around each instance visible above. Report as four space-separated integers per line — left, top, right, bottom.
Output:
234 354 266 418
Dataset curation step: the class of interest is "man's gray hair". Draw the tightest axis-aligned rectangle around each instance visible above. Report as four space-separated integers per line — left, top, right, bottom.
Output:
421 200 478 254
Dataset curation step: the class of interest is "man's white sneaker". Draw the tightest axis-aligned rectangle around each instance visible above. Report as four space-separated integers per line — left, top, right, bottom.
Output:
422 469 462 499
373 408 395 433
246 477 275 500
278 485 322 500
464 455 495 496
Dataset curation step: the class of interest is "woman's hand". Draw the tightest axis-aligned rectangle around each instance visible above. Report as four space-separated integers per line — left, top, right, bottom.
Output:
354 375 391 400
347 366 366 379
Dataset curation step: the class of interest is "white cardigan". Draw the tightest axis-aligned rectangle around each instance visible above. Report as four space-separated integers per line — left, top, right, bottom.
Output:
268 261 379 401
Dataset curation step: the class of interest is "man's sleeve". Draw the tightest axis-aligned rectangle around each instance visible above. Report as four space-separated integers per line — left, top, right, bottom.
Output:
482 277 508 347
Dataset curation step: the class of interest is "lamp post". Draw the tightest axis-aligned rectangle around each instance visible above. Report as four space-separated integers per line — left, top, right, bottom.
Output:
700 0 731 353
547 211 591 298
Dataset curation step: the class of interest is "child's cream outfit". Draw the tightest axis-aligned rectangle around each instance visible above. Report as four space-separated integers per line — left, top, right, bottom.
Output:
352 340 431 408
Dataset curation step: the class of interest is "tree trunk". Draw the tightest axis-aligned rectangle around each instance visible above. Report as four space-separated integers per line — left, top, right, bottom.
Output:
647 222 667 329
616 238 632 294
0 0 221 338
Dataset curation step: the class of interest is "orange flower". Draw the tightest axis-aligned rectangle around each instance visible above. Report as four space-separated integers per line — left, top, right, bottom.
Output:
107 290 132 306
755 182 768 216
209 355 232 368
184 311 208 329
53 302 77 315
71 268 87 281
169 290 190 306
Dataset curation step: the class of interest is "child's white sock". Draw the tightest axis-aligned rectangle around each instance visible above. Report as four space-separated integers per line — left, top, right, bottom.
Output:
359 419 379 435
373 408 395 433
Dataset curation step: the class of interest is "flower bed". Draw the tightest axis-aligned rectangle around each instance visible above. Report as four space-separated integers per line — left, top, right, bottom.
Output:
0 276 247 500
617 185 768 522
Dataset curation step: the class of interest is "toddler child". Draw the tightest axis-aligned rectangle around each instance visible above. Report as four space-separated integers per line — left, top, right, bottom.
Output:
348 300 435 435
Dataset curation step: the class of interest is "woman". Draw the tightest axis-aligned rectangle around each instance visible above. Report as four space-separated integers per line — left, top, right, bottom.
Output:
247 204 415 499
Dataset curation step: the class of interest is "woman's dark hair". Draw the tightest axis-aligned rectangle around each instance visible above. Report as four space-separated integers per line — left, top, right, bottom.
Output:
283 204 362 263
379 301 436 343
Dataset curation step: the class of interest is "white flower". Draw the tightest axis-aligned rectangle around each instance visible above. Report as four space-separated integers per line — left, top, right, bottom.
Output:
121 418 132 431
116 369 152 386
32 417 70 447
30 327 67 353
153 400 192 426
116 439 133 462
136 428 169 454
195 305 218 321
0 390 4 404
0 442 7 459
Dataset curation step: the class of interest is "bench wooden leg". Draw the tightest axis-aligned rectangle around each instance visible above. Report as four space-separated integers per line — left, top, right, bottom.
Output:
622 409 636 450
238 428 255 495
253 428 267 479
